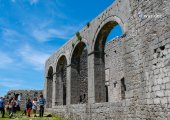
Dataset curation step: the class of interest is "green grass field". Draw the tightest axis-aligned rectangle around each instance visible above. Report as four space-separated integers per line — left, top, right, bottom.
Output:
0 111 67 120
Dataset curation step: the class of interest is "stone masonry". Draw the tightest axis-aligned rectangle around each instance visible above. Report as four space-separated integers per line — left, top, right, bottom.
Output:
4 90 42 109
44 0 170 119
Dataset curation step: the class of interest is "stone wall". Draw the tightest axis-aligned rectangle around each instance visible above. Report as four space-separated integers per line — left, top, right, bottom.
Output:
78 49 88 103
55 57 67 106
71 48 88 104
47 37 126 120
44 0 170 119
105 38 124 102
122 0 170 119
4 90 42 109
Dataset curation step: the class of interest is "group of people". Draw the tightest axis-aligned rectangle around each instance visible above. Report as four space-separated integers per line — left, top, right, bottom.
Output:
24 95 46 117
8 97 20 118
0 95 46 118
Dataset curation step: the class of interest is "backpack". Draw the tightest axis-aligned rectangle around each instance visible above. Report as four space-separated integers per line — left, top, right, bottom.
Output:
26 102 32 109
39 98 45 106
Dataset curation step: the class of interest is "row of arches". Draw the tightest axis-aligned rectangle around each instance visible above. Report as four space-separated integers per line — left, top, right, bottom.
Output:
46 18 126 107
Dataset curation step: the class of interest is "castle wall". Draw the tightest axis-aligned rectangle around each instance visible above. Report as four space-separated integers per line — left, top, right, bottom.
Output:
44 0 170 119
4 90 42 109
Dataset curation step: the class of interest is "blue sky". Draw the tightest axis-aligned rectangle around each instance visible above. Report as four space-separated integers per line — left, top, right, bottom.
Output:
0 0 122 97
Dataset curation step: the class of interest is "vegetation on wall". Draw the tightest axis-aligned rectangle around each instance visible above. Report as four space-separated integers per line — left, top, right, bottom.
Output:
76 32 82 41
86 22 90 28
72 43 75 48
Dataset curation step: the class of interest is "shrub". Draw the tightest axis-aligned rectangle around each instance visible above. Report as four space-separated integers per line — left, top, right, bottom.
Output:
72 43 75 47
86 22 90 27
76 32 82 41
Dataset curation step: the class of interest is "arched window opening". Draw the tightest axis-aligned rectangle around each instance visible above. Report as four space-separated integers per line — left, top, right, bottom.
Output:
15 94 20 101
18 95 21 101
106 24 123 43
46 66 53 108
94 21 123 103
71 42 88 104
56 56 67 106
121 78 126 100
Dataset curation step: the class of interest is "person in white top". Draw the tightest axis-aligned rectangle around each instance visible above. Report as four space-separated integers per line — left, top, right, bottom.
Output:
32 98 37 117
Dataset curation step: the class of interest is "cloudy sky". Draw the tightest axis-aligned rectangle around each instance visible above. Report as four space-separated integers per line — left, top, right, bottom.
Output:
0 0 123 97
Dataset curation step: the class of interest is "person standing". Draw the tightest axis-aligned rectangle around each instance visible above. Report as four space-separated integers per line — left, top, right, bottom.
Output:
32 98 37 117
0 97 5 118
26 99 32 117
11 98 16 114
38 95 46 117
15 98 20 112
8 98 12 118
8 97 16 118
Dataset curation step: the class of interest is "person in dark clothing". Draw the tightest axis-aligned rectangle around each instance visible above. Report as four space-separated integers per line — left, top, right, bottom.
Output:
26 99 32 117
0 97 5 118
8 98 16 118
8 99 12 118
15 99 20 112
38 95 46 117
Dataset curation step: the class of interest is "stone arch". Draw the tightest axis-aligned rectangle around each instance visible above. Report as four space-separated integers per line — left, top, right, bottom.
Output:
55 52 67 66
46 66 53 108
92 16 125 103
55 55 67 105
92 15 126 51
15 93 20 101
69 38 88 63
71 41 88 104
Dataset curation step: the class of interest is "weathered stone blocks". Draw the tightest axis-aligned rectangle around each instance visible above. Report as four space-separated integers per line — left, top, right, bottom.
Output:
44 0 170 119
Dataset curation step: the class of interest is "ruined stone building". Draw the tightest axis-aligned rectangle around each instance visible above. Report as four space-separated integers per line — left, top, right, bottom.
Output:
4 90 42 109
44 0 170 119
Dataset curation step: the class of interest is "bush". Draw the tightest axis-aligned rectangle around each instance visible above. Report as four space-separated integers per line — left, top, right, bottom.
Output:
86 22 90 27
72 43 75 47
76 32 82 41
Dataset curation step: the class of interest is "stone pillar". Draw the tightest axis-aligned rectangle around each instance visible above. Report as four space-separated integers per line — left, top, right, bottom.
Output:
66 65 71 105
55 72 63 105
55 73 59 105
46 77 53 108
46 78 49 108
88 52 95 103
59 73 63 105
44 77 48 108
52 73 57 107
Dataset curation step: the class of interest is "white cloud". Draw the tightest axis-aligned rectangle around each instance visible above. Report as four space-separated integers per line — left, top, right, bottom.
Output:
11 0 39 4
32 25 82 42
32 28 70 41
18 45 50 70
0 52 13 69
11 0 16 3
30 0 39 5
2 28 26 45
0 78 22 89
3 28 19 39
1 28 50 70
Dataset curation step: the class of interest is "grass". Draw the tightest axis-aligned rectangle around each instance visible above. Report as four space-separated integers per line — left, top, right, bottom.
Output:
0 111 67 120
